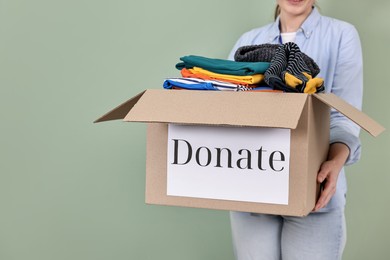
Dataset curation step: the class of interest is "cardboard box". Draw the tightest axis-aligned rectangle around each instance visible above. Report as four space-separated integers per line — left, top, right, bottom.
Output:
95 89 384 216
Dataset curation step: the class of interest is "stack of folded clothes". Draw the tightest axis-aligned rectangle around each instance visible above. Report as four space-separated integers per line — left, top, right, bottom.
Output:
164 55 275 92
163 42 325 94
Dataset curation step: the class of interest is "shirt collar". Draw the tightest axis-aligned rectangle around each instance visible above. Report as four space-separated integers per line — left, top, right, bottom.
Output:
268 7 321 43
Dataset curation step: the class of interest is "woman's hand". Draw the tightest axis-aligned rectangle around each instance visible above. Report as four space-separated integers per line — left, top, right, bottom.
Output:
313 143 350 212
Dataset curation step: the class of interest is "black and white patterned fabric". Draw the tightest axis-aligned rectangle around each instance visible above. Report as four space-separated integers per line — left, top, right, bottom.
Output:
264 42 325 93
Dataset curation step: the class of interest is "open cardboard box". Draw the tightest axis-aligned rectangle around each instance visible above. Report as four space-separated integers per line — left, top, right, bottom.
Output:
95 89 384 216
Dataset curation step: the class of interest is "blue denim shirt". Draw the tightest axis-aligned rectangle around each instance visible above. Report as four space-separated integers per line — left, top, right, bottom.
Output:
228 7 363 210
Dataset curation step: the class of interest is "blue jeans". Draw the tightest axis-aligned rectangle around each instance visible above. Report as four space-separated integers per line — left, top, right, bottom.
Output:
230 209 346 260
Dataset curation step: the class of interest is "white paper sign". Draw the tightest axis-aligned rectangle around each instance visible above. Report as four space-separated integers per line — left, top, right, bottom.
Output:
167 124 291 205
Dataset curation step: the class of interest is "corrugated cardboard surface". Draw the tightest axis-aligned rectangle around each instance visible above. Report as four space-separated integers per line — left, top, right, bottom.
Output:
305 96 331 210
145 119 318 217
313 93 385 137
96 90 385 137
96 89 385 217
124 89 308 129
94 91 145 123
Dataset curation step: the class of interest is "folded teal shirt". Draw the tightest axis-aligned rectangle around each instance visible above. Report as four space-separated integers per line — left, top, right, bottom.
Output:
175 55 270 76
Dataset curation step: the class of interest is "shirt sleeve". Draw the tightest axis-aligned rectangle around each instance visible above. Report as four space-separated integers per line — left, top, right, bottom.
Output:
228 35 245 60
330 24 363 165
227 29 258 60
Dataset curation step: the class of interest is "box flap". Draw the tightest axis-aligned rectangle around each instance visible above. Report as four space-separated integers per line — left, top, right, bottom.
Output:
94 91 146 123
313 93 385 137
121 89 308 129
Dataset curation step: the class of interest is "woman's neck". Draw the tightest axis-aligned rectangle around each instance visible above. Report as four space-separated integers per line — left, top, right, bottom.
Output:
279 9 312 33
279 18 303 33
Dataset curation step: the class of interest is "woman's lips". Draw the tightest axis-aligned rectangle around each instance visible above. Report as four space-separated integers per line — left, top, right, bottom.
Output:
287 0 304 4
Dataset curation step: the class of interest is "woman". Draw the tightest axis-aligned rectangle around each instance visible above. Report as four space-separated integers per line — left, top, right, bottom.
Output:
228 1 363 259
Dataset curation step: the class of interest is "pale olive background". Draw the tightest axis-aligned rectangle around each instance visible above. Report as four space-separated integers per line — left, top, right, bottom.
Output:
1 0 389 259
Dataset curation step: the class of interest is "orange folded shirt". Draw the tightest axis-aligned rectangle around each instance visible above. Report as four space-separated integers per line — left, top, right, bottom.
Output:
181 67 264 87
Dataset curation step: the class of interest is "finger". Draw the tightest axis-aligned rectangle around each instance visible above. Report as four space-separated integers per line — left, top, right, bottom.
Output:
317 170 328 183
314 193 330 212
314 192 330 211
314 178 337 211
318 181 335 206
317 162 331 183
315 187 335 211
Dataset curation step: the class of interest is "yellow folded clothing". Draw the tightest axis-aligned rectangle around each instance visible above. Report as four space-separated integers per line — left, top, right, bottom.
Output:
284 72 324 94
182 67 264 85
